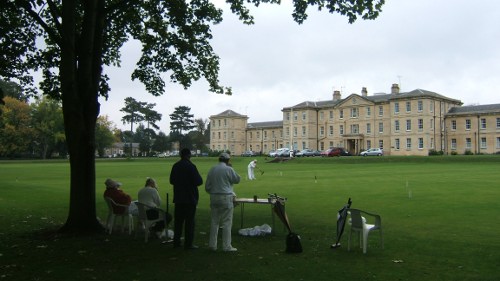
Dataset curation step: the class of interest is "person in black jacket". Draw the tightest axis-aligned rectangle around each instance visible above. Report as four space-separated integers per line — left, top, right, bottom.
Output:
169 148 203 249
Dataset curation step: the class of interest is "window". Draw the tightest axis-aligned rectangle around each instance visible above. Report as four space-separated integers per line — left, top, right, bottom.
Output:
406 138 412 149
394 102 399 114
217 132 220 139
286 127 290 137
497 137 500 149
223 131 227 140
366 107 371 117
319 111 324 120
302 142 306 149
406 101 411 112
379 140 384 150
418 119 424 131
366 123 371 134
351 108 358 118
367 140 371 149
264 131 267 139
293 112 298 121
418 100 423 112
302 111 307 120
430 138 434 149
319 126 324 136
231 131 234 139
339 125 344 135
481 118 486 129
286 112 290 121
218 120 221 127
430 119 434 130
329 141 334 147
329 125 334 136
293 127 297 137
481 137 487 149
256 131 260 139
406 120 412 131
451 120 457 130
395 138 400 150
418 138 424 149
466 138 472 149
453 138 459 149
378 106 384 117
379 122 384 133
339 110 344 119
430 101 434 113
302 126 306 136
329 110 334 119
395 120 400 132
320 142 325 151
497 118 500 129
465 119 471 130
351 124 359 134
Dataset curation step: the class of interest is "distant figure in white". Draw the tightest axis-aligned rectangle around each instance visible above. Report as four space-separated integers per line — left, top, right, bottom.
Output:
247 159 257 180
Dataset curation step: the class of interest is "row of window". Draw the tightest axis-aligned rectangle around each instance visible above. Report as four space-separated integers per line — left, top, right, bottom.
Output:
450 118 500 130
286 100 437 122
450 137 500 150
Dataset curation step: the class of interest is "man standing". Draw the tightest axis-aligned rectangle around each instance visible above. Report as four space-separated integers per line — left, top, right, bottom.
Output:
170 148 203 249
247 159 257 180
205 153 241 252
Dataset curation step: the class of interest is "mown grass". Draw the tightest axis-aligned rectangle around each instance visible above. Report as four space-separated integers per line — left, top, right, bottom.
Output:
1 156 499 281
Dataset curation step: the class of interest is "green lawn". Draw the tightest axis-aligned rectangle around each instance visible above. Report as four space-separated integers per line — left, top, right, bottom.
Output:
1 156 499 281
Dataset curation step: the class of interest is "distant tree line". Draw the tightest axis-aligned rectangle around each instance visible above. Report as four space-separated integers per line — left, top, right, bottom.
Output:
0 81 210 159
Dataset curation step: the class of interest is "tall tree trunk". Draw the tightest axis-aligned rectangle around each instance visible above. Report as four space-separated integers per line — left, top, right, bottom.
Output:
59 0 104 233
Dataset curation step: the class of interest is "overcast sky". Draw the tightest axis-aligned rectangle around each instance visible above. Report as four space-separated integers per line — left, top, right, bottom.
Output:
99 0 500 132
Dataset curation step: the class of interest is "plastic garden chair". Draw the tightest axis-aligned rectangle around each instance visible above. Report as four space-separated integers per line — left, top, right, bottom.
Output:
347 208 383 254
135 202 166 242
104 197 134 235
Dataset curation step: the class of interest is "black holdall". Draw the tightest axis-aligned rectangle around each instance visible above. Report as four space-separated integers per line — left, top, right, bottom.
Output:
286 232 303 253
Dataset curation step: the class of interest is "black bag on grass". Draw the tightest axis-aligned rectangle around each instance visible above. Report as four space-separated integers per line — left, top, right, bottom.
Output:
286 232 303 253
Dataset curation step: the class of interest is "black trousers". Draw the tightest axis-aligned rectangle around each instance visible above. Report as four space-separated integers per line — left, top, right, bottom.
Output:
173 203 197 247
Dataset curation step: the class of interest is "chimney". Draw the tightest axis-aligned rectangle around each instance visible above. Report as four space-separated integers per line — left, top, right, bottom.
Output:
361 87 368 97
333 90 341 101
391 83 400 94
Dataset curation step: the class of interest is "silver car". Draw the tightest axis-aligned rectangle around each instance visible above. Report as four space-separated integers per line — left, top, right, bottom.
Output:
360 148 383 156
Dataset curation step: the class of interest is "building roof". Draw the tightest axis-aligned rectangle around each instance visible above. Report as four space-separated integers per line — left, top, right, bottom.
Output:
247 121 283 129
447 103 500 116
210 109 248 118
282 88 463 111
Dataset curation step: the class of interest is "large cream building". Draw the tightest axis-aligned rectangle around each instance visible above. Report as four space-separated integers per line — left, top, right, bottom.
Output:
209 84 500 156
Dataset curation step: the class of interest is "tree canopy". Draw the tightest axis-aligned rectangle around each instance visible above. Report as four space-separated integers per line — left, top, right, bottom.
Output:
0 0 384 233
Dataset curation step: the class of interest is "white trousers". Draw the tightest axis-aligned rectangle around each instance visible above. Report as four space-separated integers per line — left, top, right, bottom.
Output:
209 194 235 250
248 168 255 180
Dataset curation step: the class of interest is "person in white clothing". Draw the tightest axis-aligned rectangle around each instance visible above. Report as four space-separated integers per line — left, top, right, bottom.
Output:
247 159 257 180
138 178 165 238
205 153 241 252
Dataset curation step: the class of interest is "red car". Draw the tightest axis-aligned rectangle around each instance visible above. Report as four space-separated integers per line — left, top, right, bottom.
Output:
321 147 351 157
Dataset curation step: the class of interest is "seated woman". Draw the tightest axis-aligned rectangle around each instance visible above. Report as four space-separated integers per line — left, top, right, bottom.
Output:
138 178 166 238
103 178 135 215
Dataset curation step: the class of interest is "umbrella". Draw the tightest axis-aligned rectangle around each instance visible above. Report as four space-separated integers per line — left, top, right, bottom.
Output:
272 195 303 253
331 198 352 249
273 198 291 233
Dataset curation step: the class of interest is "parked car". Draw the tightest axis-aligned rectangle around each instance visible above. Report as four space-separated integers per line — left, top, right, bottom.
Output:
321 147 351 157
268 150 277 157
360 148 383 156
296 149 316 157
241 150 256 157
275 148 290 157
